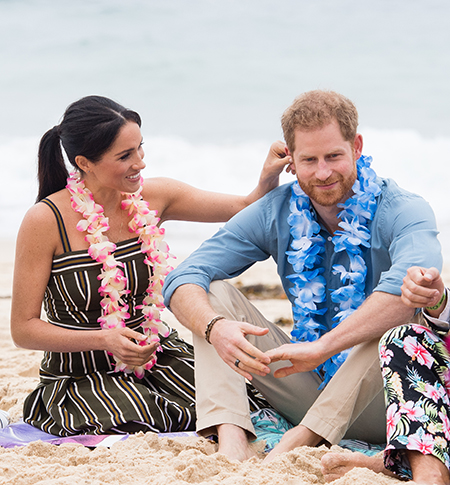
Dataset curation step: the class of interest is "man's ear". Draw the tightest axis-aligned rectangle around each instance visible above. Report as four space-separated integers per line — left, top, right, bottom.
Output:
285 146 296 175
353 134 363 160
74 155 91 173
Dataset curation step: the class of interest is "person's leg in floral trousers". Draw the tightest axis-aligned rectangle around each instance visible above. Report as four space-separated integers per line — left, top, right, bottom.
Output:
380 323 450 480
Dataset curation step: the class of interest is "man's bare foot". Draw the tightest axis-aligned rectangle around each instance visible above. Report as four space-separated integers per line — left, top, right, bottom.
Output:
321 452 393 482
264 425 322 463
216 424 256 462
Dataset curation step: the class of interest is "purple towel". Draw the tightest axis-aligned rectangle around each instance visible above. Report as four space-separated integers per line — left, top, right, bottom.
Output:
0 421 198 448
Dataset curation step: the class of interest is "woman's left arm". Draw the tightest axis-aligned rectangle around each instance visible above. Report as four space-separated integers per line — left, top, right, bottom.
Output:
148 141 291 223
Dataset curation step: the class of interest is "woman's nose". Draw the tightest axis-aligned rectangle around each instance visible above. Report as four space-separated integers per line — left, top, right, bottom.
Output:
133 149 146 170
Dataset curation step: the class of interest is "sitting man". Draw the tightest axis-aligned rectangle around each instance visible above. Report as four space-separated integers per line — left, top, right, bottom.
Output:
162 90 442 463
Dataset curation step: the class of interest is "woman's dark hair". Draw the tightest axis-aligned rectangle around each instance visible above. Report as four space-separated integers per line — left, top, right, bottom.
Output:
37 95 141 201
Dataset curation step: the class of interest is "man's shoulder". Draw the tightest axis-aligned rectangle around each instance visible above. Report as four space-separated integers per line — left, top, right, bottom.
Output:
233 182 294 219
223 182 291 234
374 176 437 234
262 181 295 202
377 177 428 205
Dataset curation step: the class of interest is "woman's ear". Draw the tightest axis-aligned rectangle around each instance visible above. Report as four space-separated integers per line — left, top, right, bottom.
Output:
74 155 91 173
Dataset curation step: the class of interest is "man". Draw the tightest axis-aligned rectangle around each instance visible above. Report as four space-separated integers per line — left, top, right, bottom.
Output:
162 90 442 463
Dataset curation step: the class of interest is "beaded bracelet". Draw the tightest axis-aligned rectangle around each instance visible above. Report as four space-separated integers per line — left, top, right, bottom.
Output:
205 315 225 344
425 290 447 311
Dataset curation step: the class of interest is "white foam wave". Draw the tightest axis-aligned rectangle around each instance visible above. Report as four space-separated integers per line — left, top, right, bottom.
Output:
1 129 449 258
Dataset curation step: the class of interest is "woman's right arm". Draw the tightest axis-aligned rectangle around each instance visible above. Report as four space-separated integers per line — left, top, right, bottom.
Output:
10 203 157 366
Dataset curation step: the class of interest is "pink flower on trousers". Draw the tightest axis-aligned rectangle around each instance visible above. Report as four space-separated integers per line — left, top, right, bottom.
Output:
407 431 434 454
386 403 402 439
402 336 434 369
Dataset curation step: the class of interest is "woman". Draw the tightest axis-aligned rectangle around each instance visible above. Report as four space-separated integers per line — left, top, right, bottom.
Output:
11 95 288 437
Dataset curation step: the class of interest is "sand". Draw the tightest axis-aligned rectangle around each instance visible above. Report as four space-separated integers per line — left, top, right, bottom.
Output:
0 238 419 485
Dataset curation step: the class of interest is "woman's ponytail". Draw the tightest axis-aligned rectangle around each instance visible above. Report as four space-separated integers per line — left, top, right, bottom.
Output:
36 125 68 202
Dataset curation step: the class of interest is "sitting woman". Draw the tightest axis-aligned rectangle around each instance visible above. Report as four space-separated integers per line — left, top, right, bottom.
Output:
321 266 450 485
11 95 288 436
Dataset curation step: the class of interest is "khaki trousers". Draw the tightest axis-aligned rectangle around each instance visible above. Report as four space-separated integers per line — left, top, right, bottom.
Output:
194 281 387 444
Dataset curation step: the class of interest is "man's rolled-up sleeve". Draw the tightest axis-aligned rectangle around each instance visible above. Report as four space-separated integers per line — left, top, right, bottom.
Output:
373 189 442 296
162 195 275 308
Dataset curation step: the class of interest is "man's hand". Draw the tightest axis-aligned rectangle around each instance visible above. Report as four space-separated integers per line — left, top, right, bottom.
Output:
264 340 326 378
209 318 271 381
401 266 446 313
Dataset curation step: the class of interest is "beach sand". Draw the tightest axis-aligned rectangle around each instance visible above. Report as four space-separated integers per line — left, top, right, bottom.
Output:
0 238 444 485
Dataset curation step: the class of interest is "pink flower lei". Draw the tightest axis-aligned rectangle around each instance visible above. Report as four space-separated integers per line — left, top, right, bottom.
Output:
66 171 172 378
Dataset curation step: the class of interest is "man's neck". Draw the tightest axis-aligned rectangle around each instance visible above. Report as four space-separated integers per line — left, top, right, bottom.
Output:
310 189 354 235
312 203 341 235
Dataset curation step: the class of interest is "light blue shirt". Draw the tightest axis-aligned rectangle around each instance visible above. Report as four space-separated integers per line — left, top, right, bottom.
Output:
163 177 442 333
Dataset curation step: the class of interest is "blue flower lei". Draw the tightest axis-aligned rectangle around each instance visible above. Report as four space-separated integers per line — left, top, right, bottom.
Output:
286 155 381 388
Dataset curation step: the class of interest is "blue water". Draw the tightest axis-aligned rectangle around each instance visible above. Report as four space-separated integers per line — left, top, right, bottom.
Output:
1 0 449 256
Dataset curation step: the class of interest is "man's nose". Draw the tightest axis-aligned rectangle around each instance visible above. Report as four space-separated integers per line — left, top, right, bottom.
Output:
315 160 332 181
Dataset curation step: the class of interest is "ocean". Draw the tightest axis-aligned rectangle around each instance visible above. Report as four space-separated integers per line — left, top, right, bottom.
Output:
1 0 449 258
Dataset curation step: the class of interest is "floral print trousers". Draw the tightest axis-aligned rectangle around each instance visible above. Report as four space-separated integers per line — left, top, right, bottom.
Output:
380 323 450 480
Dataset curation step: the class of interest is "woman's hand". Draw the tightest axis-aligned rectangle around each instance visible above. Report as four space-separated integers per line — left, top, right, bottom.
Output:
256 140 292 193
101 326 160 366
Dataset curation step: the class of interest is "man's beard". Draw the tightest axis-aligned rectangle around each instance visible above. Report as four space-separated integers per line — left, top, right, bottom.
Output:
298 165 357 207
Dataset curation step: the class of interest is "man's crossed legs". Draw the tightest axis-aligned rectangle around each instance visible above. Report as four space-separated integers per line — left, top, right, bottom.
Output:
193 281 386 463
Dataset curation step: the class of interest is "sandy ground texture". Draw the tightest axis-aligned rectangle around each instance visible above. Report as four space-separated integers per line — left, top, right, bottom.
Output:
0 238 437 485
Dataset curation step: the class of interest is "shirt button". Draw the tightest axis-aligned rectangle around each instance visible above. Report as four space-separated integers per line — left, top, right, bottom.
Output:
327 236 332 241
334 307 339 311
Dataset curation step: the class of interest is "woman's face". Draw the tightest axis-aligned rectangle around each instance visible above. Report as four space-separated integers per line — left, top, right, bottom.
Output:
88 121 146 194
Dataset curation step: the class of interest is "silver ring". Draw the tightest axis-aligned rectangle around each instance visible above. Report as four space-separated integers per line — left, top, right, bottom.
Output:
234 359 240 368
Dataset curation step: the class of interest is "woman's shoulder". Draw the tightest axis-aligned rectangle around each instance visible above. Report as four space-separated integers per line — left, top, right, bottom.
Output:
23 198 56 225
142 176 185 194
20 190 69 241
141 177 186 214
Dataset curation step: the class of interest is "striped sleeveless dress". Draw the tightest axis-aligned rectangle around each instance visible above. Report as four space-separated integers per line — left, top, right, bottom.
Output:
23 199 198 436
23 199 269 436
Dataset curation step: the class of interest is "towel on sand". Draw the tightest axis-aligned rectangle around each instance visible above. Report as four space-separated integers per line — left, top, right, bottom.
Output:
0 408 385 456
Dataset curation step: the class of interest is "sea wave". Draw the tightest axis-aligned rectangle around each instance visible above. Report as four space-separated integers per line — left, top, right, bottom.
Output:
1 129 449 257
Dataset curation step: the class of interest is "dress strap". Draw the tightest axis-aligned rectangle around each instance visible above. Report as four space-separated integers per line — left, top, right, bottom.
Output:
40 198 72 253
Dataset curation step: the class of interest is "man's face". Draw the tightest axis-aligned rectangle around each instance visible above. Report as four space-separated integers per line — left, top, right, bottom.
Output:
288 120 363 208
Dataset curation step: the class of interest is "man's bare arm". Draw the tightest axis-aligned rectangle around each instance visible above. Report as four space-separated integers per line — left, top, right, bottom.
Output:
266 291 415 377
170 284 271 380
